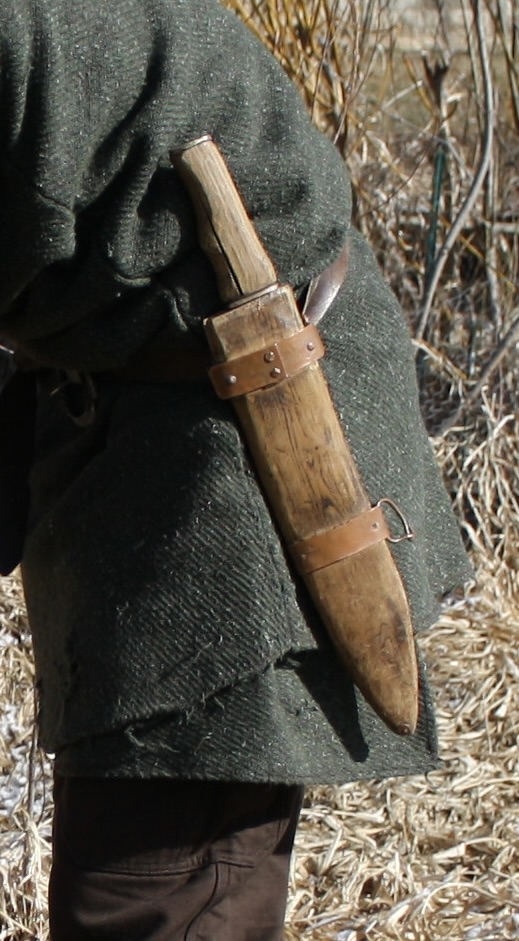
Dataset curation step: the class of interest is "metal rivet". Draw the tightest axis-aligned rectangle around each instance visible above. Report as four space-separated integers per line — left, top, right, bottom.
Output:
307 342 315 351
264 350 275 363
270 367 282 378
226 374 237 385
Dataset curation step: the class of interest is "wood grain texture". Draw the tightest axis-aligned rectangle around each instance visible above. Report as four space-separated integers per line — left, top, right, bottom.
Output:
171 138 277 302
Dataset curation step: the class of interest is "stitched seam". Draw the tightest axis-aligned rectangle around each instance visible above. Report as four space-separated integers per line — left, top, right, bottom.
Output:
185 862 220 941
60 832 210 877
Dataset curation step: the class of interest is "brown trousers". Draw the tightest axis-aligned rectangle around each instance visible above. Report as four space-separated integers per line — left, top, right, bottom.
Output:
50 775 304 941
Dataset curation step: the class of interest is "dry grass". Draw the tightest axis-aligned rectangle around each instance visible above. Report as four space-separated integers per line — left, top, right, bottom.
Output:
1 578 518 938
1 1 518 938
0 579 52 941
286 590 519 941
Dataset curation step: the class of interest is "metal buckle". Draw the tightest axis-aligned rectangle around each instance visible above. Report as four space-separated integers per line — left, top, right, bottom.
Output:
377 498 415 543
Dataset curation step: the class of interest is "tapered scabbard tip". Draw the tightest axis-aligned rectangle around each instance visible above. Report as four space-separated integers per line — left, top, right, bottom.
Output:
396 723 414 737
385 706 417 737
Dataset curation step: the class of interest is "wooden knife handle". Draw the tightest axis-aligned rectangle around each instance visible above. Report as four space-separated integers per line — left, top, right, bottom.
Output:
171 135 277 304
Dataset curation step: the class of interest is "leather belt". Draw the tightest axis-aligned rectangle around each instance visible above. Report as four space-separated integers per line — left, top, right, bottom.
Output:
16 245 350 426
108 243 349 385
109 345 211 383
12 244 349 386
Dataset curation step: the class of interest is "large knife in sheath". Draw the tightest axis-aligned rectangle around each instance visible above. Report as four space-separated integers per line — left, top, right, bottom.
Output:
171 135 419 736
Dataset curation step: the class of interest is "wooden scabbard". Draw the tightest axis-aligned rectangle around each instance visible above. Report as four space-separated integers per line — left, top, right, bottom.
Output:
171 136 419 736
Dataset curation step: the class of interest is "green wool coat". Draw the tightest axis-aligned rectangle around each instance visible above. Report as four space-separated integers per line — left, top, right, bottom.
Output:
0 0 470 783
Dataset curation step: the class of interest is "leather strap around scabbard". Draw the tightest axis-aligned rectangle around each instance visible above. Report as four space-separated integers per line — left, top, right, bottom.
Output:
291 506 390 575
290 499 414 575
209 323 324 399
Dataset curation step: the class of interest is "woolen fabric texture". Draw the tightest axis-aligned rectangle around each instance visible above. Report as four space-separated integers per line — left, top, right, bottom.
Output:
0 0 470 782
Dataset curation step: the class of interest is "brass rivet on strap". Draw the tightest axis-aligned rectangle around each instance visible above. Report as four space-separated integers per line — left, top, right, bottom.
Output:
209 323 324 399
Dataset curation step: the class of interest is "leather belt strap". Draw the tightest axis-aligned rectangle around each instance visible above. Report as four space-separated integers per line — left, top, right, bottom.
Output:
209 324 324 399
16 244 349 388
110 347 210 383
106 243 348 385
